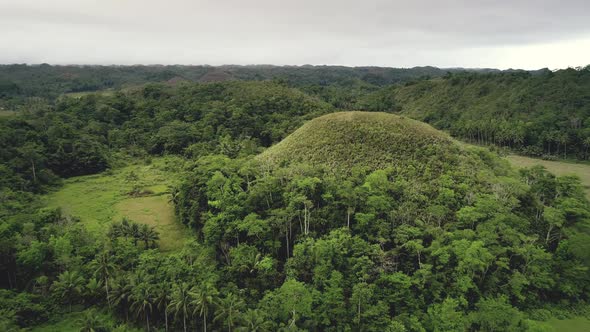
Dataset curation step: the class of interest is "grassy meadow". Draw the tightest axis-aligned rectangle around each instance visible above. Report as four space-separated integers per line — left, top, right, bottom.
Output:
548 316 590 331
44 156 192 251
0 109 16 117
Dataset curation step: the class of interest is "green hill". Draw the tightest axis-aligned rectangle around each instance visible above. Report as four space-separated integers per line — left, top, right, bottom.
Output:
258 111 475 174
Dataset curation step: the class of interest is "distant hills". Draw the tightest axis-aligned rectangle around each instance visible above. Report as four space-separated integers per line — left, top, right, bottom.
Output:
0 64 542 103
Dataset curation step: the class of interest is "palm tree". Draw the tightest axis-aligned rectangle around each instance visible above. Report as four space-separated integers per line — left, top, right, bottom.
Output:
138 224 160 248
109 217 133 240
154 285 172 332
583 137 590 159
130 284 154 331
148 227 160 248
51 270 85 312
121 217 132 239
237 309 271 332
190 282 218 332
77 309 104 332
89 250 117 308
109 278 132 322
168 283 191 332
84 278 103 305
108 222 122 241
130 223 140 246
558 132 569 158
214 293 245 332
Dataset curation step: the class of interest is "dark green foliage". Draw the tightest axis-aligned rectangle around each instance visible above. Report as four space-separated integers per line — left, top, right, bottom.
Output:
0 289 49 327
108 218 160 249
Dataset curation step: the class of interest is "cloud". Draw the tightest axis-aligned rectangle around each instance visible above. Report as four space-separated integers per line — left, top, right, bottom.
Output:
0 0 589 69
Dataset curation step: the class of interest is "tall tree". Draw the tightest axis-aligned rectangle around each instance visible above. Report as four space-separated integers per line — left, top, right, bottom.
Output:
131 284 154 331
190 282 218 332
89 250 117 309
214 292 245 332
237 309 271 332
51 270 85 312
169 283 192 332
138 224 160 248
17 142 44 184
155 285 172 332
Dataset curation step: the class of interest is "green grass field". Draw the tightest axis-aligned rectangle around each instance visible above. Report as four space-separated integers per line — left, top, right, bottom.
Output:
547 316 590 331
44 156 192 251
0 109 17 117
506 155 590 199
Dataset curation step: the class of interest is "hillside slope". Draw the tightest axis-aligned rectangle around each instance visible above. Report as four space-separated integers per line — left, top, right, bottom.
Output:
258 111 480 175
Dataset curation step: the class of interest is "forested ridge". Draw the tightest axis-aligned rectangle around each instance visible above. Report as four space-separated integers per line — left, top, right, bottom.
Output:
0 66 590 331
375 66 590 160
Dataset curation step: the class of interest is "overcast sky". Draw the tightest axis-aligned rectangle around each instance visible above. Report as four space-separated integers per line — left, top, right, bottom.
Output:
1 0 589 69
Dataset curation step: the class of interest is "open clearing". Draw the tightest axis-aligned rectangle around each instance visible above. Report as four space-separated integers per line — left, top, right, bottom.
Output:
548 316 590 331
44 156 191 251
0 109 16 117
506 155 590 199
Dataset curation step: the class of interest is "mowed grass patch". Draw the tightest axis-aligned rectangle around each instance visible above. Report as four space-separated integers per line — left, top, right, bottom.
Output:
44 172 122 233
547 316 590 331
506 155 590 199
44 156 191 251
114 195 189 251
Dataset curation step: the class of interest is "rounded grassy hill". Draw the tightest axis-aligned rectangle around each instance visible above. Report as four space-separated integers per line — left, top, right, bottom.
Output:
257 111 478 175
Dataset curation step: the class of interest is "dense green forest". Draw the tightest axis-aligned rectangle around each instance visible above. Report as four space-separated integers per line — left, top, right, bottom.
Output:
1 66 590 331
